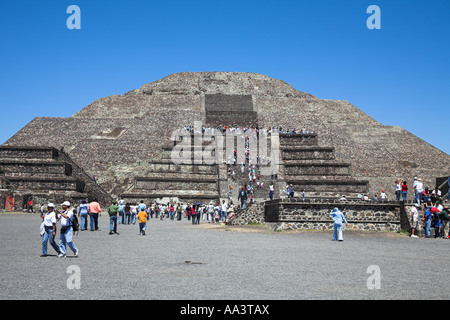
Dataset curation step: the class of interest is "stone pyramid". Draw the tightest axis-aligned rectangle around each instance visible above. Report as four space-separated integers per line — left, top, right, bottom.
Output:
3 72 449 203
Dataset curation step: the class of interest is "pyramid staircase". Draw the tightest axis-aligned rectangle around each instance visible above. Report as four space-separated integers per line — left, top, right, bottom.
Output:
120 133 221 204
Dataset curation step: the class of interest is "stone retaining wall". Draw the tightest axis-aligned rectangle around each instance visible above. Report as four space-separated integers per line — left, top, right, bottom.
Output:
231 199 404 233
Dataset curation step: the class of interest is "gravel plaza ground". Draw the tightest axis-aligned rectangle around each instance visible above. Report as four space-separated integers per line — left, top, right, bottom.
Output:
0 212 449 302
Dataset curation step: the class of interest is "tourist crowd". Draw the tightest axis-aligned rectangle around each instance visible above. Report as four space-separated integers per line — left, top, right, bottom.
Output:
39 197 241 258
181 125 316 136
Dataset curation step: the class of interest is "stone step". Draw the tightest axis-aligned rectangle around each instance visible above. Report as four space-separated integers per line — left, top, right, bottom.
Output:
0 146 58 160
124 188 219 196
0 160 71 177
143 160 218 173
281 147 335 161
121 189 220 204
137 172 218 181
284 179 369 194
284 175 360 181
135 178 218 192
283 163 351 176
3 176 81 191
3 172 70 179
279 134 318 146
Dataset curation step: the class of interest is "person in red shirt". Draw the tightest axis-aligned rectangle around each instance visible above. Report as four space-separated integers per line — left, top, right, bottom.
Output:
169 205 175 220
402 181 408 201
27 199 34 213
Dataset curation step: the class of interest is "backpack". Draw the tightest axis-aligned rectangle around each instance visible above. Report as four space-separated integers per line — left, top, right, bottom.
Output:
441 209 449 221
71 212 80 233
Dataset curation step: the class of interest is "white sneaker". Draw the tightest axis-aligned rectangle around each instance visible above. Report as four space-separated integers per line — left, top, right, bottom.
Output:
74 249 79 257
58 253 66 258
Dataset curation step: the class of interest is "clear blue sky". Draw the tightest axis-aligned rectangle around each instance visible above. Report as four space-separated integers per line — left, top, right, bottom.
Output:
0 0 449 154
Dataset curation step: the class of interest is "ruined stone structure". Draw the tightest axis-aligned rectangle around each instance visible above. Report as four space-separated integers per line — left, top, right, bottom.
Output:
0 146 112 210
2 72 449 209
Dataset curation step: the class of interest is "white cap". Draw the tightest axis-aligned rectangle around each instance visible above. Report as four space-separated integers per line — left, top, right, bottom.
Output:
47 203 55 208
61 201 71 207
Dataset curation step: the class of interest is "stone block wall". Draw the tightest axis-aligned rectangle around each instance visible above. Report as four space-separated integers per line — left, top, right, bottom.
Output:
231 199 403 233
0 146 112 210
284 163 351 176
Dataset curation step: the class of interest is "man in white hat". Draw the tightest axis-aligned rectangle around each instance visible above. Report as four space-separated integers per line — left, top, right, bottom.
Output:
410 203 420 238
58 201 78 258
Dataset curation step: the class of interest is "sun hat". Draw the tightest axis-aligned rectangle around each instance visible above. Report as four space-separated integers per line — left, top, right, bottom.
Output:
61 201 71 207
47 203 55 208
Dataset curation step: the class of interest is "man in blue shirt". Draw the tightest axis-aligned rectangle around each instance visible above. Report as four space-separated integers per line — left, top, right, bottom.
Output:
422 207 432 238
330 208 349 241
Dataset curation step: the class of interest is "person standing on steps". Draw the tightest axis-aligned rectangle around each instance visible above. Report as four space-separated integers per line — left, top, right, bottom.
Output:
269 182 274 200
238 187 248 209
58 201 79 258
410 203 420 238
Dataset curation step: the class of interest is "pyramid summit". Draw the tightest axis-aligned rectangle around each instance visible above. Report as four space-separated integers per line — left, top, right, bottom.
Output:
2 71 449 206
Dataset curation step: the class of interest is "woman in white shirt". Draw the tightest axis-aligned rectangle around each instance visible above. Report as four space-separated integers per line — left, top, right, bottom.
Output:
130 203 138 224
41 203 61 257
395 180 401 201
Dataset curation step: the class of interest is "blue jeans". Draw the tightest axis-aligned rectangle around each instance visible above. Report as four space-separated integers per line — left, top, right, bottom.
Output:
119 212 124 224
110 215 117 233
415 191 422 205
269 190 274 200
80 213 88 230
333 223 343 241
241 200 246 209
42 226 60 255
125 213 131 224
131 212 136 224
424 219 431 238
90 213 99 230
59 226 77 255
402 191 407 201
139 222 146 234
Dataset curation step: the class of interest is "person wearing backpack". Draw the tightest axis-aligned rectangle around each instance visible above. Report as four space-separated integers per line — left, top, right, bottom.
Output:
78 199 89 231
58 201 79 258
